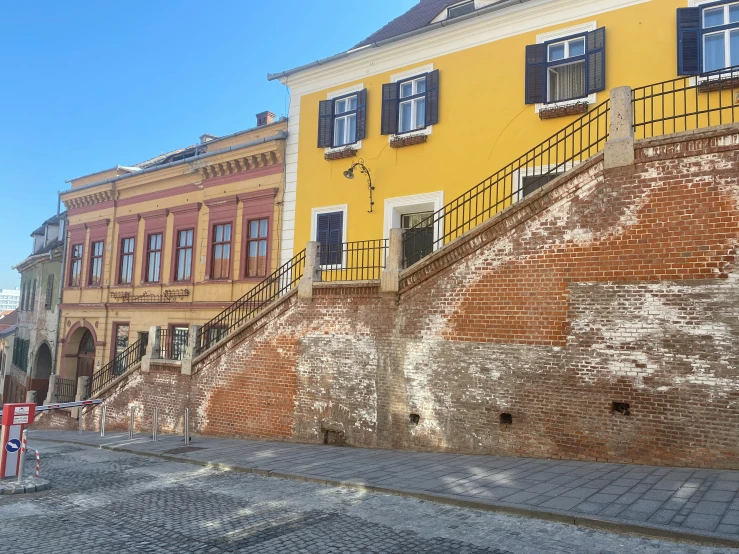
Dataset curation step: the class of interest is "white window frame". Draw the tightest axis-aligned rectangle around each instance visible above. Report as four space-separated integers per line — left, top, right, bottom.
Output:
324 84 364 155
383 191 445 249
398 76 427 134
310 204 348 269
701 2 739 72
513 162 576 202
689 0 739 82
535 22 597 114
389 64 434 142
332 94 358 148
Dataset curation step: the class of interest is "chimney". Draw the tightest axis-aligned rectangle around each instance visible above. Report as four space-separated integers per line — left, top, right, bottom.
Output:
200 134 218 144
256 111 276 127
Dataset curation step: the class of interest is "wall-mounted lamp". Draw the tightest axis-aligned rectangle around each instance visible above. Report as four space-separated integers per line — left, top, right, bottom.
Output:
343 159 375 213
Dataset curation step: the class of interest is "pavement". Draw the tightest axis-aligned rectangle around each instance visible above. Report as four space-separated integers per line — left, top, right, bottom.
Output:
26 429 739 549
0 441 734 554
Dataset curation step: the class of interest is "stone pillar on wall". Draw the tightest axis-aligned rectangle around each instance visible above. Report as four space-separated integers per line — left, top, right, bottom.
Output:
298 241 322 299
45 374 58 405
604 86 635 170
25 390 37 404
71 376 90 419
140 326 161 374
180 324 202 376
380 228 404 293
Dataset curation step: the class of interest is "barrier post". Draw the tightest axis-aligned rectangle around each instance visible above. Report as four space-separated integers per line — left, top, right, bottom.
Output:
129 406 135 440
16 430 27 484
184 408 190 444
152 407 158 442
100 405 106 437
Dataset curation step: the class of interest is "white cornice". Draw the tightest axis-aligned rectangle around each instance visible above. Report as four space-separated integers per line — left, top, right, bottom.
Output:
282 0 651 96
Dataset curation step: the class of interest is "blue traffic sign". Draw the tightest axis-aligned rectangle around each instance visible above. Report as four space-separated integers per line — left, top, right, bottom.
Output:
5 439 21 453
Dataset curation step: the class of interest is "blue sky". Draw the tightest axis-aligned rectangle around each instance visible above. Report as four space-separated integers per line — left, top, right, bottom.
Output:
0 0 417 290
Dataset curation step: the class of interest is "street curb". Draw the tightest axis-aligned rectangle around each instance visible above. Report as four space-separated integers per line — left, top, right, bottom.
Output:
31 437 739 549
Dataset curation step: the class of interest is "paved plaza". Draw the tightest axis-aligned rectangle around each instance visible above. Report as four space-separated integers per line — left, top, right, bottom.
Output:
0 441 735 553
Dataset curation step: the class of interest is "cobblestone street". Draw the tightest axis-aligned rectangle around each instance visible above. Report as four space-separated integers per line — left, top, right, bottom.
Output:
0 442 734 553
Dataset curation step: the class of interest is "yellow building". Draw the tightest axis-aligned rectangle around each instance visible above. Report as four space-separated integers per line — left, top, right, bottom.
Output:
269 0 733 266
58 114 287 384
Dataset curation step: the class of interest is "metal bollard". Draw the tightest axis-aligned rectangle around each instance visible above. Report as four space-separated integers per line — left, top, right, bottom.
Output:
129 406 135 440
184 408 190 444
17 430 27 484
78 410 83 434
100 405 106 437
152 407 158 442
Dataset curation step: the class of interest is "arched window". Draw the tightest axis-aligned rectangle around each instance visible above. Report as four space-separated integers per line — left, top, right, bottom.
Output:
29 279 36 312
79 330 95 354
45 275 54 309
20 283 26 311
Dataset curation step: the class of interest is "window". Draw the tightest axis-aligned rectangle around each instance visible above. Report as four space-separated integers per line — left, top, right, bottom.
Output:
546 37 586 102
316 211 344 266
703 2 739 71
113 324 129 375
29 279 36 312
402 212 434 266
119 237 135 284
89 241 104 286
69 244 83 287
19 284 25 311
679 2 739 74
522 172 563 197
45 275 54 309
171 326 189 361
246 218 269 277
333 95 358 147
175 229 194 281
146 233 163 283
525 27 606 105
448 0 475 19
210 223 232 279
381 70 439 136
317 89 367 149
398 76 427 133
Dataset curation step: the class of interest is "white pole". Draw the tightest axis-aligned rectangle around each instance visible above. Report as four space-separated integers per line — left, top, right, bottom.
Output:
129 406 135 440
152 407 158 442
100 404 106 437
184 408 190 444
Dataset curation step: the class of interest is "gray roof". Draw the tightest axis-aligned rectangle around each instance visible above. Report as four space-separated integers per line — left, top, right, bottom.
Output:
355 0 462 48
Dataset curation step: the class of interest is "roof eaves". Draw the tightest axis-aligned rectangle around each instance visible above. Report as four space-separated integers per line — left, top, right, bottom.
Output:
267 0 532 82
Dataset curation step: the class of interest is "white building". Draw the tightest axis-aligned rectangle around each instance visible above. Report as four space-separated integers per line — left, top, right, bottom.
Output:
0 289 20 312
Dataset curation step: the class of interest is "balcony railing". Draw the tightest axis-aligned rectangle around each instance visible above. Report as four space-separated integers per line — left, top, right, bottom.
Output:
88 335 148 398
56 377 77 403
158 328 189 361
401 99 611 266
319 240 388 282
633 64 739 141
195 249 306 355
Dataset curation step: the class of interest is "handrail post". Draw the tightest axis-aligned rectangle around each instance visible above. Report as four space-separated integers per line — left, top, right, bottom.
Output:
604 86 634 169
380 229 403 293
298 241 321 299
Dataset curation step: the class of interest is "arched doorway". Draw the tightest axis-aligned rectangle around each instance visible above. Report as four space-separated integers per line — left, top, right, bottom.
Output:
76 330 96 379
31 343 53 405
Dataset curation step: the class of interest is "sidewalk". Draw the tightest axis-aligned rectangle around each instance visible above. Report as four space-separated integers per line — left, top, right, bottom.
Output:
28 429 739 548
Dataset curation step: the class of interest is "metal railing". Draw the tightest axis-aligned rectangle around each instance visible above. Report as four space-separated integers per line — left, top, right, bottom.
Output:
319 240 388 281
401 99 611 266
195 249 306 355
633 65 739 140
56 377 77 403
88 335 148 397
158 328 189 361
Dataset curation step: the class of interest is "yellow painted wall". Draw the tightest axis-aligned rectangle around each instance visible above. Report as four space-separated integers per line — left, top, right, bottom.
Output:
292 0 685 251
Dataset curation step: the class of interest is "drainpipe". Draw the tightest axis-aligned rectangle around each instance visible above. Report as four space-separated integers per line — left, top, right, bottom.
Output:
52 205 68 377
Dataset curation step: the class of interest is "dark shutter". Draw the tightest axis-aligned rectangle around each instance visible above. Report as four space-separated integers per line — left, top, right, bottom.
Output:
381 83 399 135
525 43 547 104
317 100 334 148
586 27 606 94
677 8 701 75
425 69 440 126
355 89 368 141
317 211 343 265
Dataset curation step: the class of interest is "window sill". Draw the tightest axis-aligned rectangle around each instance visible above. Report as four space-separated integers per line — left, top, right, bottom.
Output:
324 147 358 161
390 133 428 149
697 75 739 93
538 101 590 120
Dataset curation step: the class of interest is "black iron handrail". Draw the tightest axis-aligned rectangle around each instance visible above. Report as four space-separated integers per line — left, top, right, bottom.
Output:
401 99 611 266
195 249 306 355
632 64 739 140
319 240 388 281
88 335 148 397
56 377 77 403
